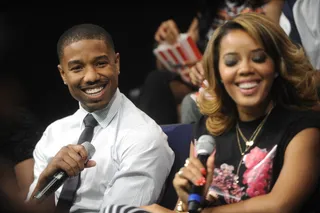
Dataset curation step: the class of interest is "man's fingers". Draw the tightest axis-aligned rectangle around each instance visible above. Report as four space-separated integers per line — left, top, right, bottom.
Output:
62 155 82 176
58 144 90 176
69 144 88 160
67 150 85 171
58 159 77 177
85 160 96 168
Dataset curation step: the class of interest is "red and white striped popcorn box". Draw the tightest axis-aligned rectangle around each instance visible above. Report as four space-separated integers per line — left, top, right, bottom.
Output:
178 33 202 63
153 45 174 72
153 33 202 80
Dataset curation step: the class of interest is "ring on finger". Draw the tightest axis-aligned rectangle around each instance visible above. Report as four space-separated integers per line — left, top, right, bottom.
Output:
178 168 183 177
184 158 190 167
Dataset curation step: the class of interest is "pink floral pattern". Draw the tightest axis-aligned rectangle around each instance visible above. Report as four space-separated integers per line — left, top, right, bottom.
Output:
242 146 277 197
208 145 277 204
207 164 245 204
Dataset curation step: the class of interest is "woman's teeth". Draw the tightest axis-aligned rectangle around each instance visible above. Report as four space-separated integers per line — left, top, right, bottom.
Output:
238 82 258 89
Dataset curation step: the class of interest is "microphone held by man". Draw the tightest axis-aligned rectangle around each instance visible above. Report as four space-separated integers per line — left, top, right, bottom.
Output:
30 142 96 203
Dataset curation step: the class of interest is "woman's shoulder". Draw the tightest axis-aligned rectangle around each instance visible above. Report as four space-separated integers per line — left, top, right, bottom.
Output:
271 105 320 149
276 105 320 128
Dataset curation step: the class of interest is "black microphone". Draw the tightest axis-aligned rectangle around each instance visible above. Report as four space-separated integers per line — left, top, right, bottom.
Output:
188 135 216 213
32 141 96 202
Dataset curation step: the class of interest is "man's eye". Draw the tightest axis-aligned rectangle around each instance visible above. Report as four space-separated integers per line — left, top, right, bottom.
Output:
96 62 107 67
71 66 82 71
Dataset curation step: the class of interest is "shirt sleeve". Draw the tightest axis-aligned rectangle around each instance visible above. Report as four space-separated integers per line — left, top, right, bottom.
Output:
26 129 50 201
99 124 174 210
284 110 320 149
101 204 149 213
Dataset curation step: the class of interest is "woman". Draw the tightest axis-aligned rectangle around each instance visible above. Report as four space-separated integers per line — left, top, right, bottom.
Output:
173 12 320 213
143 12 320 213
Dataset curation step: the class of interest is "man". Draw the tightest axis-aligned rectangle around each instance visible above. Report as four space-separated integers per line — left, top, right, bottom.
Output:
27 23 174 213
280 0 320 71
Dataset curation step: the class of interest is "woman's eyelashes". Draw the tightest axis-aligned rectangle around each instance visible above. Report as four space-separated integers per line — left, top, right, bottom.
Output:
252 52 267 63
224 55 238 67
224 53 267 67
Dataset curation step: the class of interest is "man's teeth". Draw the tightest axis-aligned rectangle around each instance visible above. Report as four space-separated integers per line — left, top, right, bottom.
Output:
85 86 104 94
238 82 258 89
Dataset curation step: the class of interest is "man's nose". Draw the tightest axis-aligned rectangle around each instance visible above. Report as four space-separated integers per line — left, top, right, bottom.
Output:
83 66 99 83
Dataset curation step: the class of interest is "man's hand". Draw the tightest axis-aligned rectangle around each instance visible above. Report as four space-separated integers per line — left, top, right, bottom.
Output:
32 144 96 196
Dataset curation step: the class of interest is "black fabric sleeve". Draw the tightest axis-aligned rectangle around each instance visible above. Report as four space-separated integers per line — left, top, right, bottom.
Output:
272 110 320 187
11 109 42 164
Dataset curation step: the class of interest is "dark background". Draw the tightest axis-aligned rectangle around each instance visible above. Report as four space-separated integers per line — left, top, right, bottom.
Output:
0 5 200 127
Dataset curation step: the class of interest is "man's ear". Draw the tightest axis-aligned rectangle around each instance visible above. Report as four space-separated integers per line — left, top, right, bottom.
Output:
115 53 120 75
58 64 67 85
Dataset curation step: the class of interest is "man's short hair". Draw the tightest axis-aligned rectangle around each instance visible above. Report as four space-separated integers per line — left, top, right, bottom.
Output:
57 23 114 61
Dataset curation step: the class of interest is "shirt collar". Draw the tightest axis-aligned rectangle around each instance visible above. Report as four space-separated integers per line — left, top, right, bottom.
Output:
78 88 121 128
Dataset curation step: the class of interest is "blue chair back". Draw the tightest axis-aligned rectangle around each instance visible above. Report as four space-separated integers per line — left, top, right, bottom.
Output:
159 123 193 209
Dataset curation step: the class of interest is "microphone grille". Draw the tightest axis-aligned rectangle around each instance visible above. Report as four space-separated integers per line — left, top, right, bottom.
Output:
196 135 215 155
81 142 96 159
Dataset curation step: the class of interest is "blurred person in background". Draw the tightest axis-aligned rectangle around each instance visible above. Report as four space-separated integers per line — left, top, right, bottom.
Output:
280 0 320 71
0 72 42 200
137 0 284 125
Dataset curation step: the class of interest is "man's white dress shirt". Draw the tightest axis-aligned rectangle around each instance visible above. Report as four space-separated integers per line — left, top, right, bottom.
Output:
293 0 320 70
27 88 174 213
280 0 320 70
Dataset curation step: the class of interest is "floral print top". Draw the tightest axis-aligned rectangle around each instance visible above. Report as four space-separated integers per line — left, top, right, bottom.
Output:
193 105 320 212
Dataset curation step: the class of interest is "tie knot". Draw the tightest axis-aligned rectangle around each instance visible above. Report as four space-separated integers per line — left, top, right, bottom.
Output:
83 114 98 128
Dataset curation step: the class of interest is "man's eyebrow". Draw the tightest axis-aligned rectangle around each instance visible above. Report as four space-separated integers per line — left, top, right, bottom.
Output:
67 60 82 67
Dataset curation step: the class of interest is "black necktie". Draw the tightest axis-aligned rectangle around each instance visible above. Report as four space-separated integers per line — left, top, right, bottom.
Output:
55 113 98 213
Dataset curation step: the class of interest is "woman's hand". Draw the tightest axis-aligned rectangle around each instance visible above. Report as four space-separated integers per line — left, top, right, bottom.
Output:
173 153 215 209
154 19 180 45
189 62 205 87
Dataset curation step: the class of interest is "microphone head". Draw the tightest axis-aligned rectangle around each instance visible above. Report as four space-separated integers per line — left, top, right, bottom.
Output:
81 142 96 159
196 135 215 155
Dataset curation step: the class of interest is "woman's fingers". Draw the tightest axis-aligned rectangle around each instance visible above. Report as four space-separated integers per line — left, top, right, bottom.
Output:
154 19 180 44
173 169 191 204
190 64 205 86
